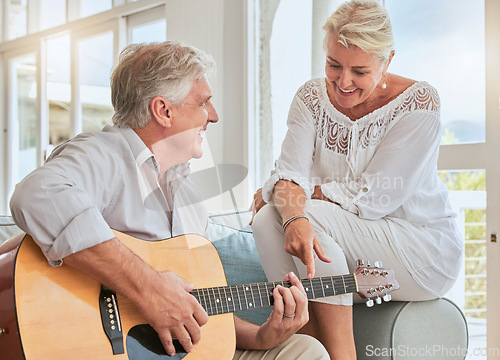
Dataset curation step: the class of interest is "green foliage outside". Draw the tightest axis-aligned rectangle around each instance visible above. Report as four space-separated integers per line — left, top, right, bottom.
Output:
439 169 486 319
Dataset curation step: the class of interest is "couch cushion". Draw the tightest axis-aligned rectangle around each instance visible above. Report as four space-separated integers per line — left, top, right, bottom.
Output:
353 298 468 360
0 216 22 246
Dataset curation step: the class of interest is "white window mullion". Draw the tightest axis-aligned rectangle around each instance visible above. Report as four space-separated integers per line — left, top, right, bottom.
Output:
37 38 49 164
115 17 127 68
67 0 80 22
0 55 6 213
113 0 126 7
3 0 10 40
246 0 259 192
485 0 500 351
0 0 4 43
7 58 19 206
70 34 81 136
27 0 40 35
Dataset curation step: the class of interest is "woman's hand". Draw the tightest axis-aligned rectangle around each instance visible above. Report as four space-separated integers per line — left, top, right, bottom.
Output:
311 185 332 202
249 188 266 225
283 217 331 279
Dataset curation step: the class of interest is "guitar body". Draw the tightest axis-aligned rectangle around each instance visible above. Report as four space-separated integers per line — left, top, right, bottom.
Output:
1 232 236 360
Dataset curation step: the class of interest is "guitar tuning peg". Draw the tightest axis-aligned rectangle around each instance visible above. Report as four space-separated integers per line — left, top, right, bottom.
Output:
374 261 383 268
383 294 392 302
366 261 371 267
375 296 382 305
366 299 374 308
356 259 365 267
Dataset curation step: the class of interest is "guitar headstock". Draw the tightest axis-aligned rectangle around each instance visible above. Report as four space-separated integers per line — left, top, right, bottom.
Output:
354 260 400 307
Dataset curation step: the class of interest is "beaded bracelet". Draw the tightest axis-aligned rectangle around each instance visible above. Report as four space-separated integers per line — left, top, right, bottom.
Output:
282 214 309 231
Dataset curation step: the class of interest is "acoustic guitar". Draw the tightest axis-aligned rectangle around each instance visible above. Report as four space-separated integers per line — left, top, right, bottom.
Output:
0 231 398 359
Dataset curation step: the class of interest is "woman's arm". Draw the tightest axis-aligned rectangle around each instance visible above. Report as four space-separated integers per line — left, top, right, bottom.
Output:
272 180 331 279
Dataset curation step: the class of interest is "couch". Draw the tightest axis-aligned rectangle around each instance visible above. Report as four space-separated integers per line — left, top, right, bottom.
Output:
1 210 469 359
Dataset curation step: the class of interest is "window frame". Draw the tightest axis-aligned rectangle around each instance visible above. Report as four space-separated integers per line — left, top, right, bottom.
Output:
0 0 167 212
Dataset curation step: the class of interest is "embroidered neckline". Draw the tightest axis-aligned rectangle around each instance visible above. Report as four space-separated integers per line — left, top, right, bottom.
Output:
296 78 440 157
319 79 435 125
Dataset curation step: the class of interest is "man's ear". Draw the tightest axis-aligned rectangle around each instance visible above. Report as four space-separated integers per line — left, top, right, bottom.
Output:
150 96 173 128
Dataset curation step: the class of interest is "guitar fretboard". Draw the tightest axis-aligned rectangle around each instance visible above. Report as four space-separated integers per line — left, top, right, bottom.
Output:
190 275 357 316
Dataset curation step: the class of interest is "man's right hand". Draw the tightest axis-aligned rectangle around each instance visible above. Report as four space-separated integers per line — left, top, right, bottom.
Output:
138 270 208 356
64 238 209 357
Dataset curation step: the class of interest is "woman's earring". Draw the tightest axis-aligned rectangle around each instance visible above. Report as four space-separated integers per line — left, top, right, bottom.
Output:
382 74 388 89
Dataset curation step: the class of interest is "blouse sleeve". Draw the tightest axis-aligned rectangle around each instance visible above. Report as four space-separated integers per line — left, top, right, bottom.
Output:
321 91 442 220
261 94 317 203
9 137 119 265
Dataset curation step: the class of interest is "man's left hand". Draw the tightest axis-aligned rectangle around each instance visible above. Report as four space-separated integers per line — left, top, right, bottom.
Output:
255 272 309 349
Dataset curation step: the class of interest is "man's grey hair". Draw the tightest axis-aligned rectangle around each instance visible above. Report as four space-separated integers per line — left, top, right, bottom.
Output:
110 41 216 129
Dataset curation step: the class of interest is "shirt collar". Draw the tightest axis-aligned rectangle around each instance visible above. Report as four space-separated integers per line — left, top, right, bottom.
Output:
105 124 191 177
106 125 153 166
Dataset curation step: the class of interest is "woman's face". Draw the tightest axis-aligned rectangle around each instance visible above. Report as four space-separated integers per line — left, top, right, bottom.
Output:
325 35 388 110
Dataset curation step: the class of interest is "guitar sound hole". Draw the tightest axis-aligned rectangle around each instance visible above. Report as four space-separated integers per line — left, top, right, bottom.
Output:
127 324 187 359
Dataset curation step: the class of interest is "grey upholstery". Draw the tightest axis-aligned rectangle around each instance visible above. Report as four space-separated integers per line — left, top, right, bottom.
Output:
353 298 468 359
0 210 469 359
208 209 469 360
0 215 22 242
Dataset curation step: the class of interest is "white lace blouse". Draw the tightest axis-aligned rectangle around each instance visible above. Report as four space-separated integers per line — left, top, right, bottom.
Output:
262 79 463 291
264 78 456 223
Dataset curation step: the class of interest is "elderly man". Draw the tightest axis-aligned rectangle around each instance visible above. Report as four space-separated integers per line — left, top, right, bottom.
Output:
10 41 328 359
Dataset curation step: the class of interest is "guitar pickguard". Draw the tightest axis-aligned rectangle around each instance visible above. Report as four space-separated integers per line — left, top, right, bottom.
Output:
127 324 187 359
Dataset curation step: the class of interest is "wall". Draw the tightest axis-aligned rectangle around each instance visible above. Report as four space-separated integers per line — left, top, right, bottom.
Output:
165 0 251 212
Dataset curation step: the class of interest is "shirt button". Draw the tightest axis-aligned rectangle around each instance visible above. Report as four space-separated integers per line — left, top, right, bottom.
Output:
362 187 368 192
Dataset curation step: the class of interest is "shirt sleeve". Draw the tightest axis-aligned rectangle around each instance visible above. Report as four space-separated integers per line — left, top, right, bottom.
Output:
9 137 119 265
262 95 317 203
321 103 442 220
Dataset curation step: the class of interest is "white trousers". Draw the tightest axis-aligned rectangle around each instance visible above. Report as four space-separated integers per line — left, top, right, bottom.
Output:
252 200 438 306
233 334 329 360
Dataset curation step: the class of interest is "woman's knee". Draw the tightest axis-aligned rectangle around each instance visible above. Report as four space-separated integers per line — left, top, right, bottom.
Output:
251 205 282 236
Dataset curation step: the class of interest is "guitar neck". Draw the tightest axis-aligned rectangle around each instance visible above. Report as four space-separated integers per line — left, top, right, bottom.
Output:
191 274 357 316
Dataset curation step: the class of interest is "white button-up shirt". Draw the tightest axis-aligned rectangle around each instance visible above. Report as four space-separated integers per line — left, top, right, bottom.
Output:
10 125 208 266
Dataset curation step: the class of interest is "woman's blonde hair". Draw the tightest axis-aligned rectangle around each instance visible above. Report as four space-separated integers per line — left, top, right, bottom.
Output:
323 0 394 62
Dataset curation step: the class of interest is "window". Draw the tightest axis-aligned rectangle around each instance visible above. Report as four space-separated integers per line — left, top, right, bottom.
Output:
385 0 489 354
79 0 112 18
39 0 66 31
12 53 38 181
127 5 167 44
439 170 487 351
256 1 500 355
1 1 169 208
47 35 71 147
79 31 114 133
2 0 248 214
385 0 485 145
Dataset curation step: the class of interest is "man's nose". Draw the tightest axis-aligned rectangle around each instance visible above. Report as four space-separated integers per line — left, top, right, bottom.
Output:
207 102 219 123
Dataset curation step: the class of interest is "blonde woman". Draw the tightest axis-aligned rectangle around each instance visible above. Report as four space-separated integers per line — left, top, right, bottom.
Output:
251 1 463 358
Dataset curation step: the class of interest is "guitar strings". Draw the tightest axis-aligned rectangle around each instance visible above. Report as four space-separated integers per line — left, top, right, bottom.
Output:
191 275 357 316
